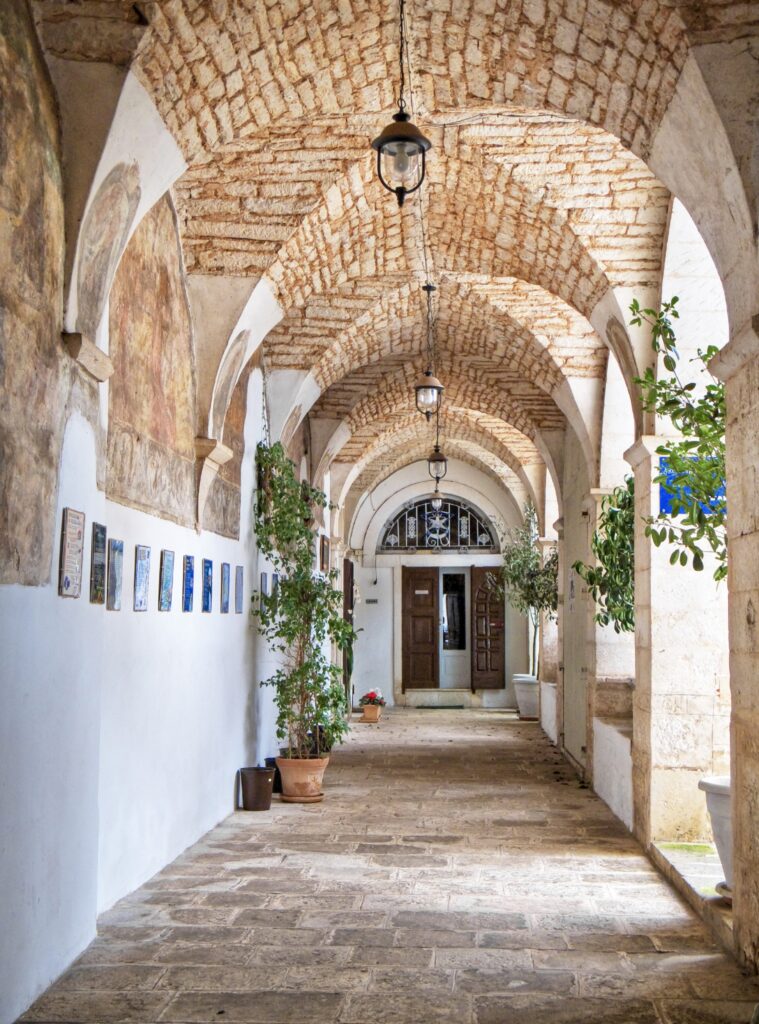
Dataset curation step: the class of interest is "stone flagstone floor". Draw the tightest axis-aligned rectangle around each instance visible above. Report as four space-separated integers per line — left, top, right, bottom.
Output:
20 709 759 1023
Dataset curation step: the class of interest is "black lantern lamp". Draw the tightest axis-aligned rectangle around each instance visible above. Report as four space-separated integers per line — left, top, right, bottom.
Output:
427 405 448 481
371 0 431 207
427 445 448 481
415 283 444 419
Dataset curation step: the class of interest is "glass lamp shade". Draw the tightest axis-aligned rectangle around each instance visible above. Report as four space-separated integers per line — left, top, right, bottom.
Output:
414 371 444 419
371 110 431 206
430 490 443 511
427 446 448 481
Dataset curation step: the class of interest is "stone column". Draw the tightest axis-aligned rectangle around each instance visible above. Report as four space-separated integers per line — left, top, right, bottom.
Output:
552 518 566 754
538 537 560 746
538 538 559 685
582 489 636 786
713 332 759 970
625 437 729 846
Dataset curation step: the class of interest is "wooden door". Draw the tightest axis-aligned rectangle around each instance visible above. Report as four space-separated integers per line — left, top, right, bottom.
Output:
402 567 439 691
471 567 505 689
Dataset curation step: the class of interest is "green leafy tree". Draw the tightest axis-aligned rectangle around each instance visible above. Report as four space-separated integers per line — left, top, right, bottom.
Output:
252 442 355 758
574 477 635 633
490 505 558 675
631 296 726 580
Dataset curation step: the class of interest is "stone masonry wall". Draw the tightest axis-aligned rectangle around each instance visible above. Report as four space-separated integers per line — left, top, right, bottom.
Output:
0 0 69 584
725 354 759 971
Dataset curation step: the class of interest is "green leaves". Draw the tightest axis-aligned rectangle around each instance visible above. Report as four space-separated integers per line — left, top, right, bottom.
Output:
252 442 355 758
574 476 635 634
491 505 558 673
631 298 727 583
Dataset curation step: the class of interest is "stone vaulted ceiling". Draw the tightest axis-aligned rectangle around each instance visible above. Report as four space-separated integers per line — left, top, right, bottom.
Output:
36 0 750 516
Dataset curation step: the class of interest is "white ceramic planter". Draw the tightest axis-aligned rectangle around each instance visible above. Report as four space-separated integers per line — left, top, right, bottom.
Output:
513 673 539 720
698 775 732 889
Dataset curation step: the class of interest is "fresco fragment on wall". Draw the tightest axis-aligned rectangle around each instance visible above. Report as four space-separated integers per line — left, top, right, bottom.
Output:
77 162 141 340
0 0 69 584
107 194 196 526
203 364 252 539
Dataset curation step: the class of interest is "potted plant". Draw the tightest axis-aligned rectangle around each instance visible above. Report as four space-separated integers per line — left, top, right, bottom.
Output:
490 505 558 719
252 442 356 803
358 690 386 723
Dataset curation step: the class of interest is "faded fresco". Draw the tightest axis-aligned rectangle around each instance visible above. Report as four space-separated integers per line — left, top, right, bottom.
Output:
203 364 251 539
77 162 141 340
107 194 197 526
0 0 69 584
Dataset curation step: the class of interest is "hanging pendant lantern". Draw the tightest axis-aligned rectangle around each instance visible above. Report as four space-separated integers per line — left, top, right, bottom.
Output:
430 483 443 511
415 282 443 418
372 110 431 207
371 0 431 207
415 369 444 420
427 444 448 481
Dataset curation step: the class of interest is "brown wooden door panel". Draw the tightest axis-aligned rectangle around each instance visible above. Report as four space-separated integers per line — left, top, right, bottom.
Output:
402 567 439 691
412 618 435 645
470 566 505 690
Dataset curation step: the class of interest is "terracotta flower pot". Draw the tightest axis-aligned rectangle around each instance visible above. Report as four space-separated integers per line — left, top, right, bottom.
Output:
360 704 382 723
276 756 330 803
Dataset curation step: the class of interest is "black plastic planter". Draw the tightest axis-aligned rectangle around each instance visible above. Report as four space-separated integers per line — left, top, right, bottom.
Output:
239 767 275 811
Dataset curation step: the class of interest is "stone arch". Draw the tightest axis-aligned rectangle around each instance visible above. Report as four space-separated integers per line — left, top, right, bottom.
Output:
333 408 544 517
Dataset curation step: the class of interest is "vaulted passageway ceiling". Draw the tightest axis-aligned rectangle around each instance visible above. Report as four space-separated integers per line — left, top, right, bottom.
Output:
36 0 753 517
333 406 544 511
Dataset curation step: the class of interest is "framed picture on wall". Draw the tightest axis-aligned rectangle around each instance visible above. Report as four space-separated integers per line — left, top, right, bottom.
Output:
89 522 107 604
202 558 213 612
158 549 175 611
220 562 230 614
58 507 85 598
234 565 243 614
182 555 194 612
106 539 124 611
319 535 330 573
133 545 151 611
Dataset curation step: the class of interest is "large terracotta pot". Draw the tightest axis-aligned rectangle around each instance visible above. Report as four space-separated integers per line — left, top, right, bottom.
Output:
698 775 732 891
360 704 382 723
513 673 539 720
276 756 330 803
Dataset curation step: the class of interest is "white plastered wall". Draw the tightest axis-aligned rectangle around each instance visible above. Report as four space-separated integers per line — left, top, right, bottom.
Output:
0 370 278 1024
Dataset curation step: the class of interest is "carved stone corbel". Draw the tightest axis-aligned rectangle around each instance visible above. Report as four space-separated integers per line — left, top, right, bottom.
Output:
195 437 233 531
62 332 114 382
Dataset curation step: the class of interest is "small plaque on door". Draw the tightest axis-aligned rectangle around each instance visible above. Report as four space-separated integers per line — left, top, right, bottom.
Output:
414 589 429 595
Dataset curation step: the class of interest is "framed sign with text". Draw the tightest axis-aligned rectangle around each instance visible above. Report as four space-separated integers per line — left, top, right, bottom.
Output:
58 508 85 598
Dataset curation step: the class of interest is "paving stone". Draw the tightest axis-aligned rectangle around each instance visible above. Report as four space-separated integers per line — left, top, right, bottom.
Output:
20 991 173 1022
475 996 662 1023
658 1003 758 1023
160 990 344 1022
340 992 472 1023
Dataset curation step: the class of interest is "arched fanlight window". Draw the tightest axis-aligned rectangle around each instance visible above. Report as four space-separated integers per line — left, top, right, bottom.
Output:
378 497 499 553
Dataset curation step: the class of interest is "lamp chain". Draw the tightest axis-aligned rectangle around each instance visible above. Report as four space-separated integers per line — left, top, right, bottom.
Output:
397 0 407 111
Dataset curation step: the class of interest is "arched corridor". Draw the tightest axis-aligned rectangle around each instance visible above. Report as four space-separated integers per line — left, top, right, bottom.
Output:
20 711 759 1023
3 1 759 1021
